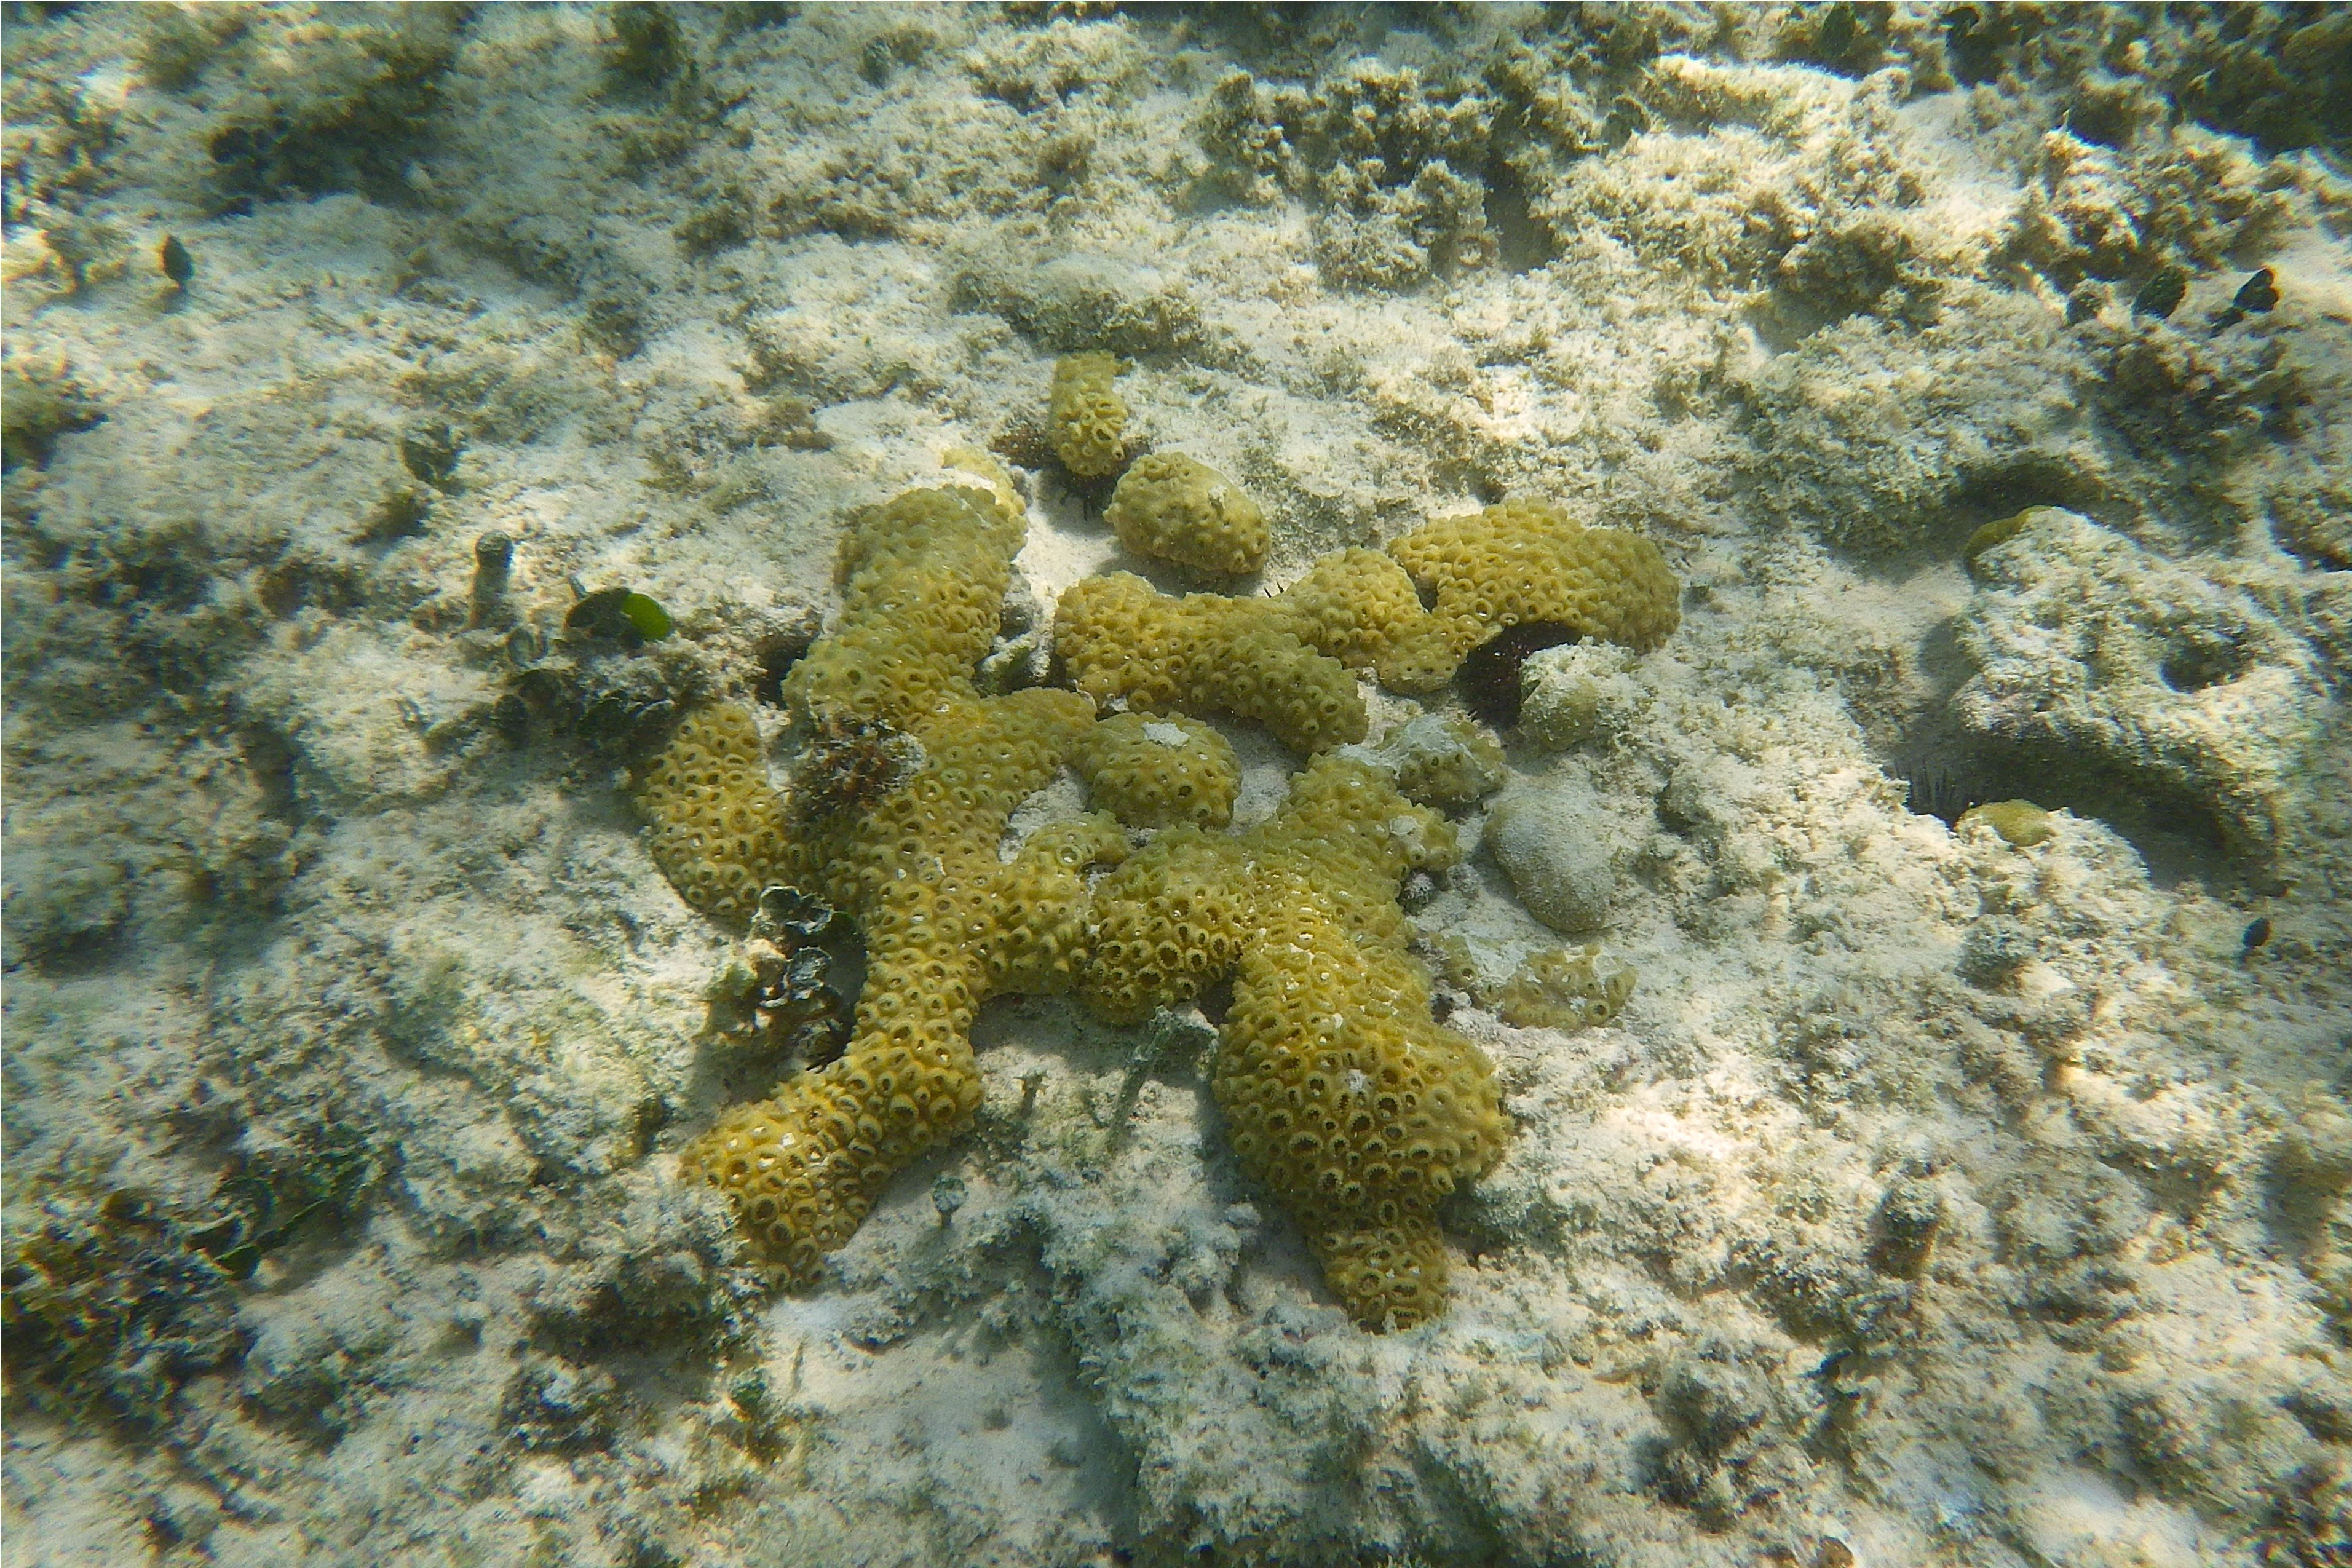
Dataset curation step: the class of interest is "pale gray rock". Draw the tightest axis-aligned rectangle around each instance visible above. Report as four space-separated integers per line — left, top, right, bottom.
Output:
1953 507 2340 864
1483 782 1620 934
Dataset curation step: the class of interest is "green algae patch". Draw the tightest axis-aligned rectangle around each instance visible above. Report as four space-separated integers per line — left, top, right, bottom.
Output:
1958 799 2056 847
1962 509 2045 576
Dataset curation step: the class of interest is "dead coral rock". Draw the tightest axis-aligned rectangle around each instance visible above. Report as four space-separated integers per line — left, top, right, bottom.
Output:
1953 506 2335 865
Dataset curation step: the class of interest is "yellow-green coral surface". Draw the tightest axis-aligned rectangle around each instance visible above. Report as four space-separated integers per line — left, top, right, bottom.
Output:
647 460 1588 1328
1104 451 1269 574
662 473 1120 1283
1056 496 1681 747
1079 754 1507 1329
1049 350 1128 478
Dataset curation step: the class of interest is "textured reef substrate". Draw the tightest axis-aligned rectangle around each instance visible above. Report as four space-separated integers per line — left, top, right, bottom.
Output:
4 6 2350 1566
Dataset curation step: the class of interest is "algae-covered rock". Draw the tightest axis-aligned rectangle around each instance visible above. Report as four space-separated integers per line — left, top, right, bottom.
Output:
1339 713 1507 810
1 363 101 470
1483 782 1620 934
1958 799 2056 847
202 6 461 207
1518 641 1648 751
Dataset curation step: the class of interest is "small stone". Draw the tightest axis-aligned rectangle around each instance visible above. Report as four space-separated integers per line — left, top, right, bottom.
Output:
1870 1176 1942 1277
2132 264 2188 320
158 234 192 287
1485 787 1618 933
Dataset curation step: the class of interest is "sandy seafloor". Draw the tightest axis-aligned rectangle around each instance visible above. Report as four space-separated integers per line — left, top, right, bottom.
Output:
4 4 2351 1565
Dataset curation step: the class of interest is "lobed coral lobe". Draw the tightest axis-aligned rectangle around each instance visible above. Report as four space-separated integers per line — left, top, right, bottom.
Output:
1055 496 1681 752
1104 451 1269 575
1049 350 1129 478
667 465 1120 1281
1082 754 1506 1329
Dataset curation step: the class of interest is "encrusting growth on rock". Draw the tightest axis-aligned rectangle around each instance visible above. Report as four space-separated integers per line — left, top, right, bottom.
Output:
1104 451 1269 574
640 441 1678 1328
1049 350 1128 478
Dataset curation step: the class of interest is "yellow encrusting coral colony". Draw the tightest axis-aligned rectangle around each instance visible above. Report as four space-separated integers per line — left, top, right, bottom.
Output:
1048 350 1128 478
1104 451 1270 574
1056 496 1680 751
643 411 1681 1328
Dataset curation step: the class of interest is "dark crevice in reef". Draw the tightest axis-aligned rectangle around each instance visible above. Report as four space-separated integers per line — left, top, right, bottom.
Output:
1880 707 2236 891
1457 621 1579 727
1481 149 1553 274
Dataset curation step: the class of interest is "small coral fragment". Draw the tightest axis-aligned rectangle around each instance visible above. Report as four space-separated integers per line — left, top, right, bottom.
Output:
1072 711 1239 828
1079 755 1507 1331
1 361 101 472
1104 452 1268 574
1496 944 1637 1030
1049 350 1128 478
632 703 791 927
